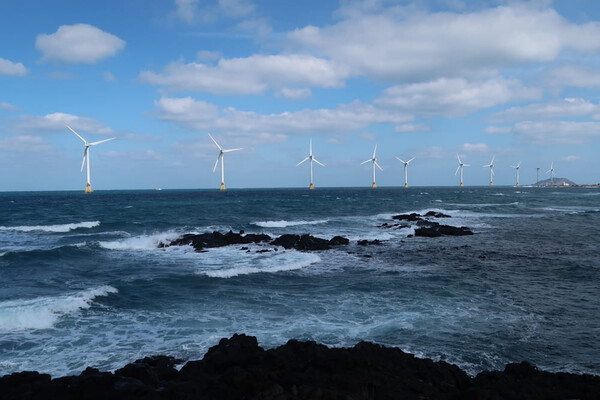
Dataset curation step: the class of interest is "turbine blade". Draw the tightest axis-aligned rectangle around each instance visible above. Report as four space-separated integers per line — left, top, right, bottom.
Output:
360 159 372 165
396 157 406 163
407 157 415 164
66 124 87 144
223 148 242 153
208 134 222 151
491 156 495 164
456 154 462 164
463 163 470 167
309 139 313 156
372 144 377 158
375 161 383 171
89 137 116 146
313 158 325 167
455 166 460 175
213 155 220 172
296 157 309 166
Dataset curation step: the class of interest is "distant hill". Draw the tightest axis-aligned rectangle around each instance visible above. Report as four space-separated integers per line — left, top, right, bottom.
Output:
535 177 576 187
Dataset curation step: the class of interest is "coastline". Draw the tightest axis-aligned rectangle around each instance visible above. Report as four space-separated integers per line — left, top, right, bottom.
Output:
2 334 599 400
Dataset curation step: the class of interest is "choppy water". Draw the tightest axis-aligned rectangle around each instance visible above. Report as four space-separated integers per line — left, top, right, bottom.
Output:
1 187 599 377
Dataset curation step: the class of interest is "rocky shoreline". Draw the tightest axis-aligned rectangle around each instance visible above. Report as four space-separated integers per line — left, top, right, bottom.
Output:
2 334 598 399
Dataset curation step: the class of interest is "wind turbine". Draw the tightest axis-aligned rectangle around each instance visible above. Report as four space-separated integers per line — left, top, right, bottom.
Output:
396 156 415 188
66 125 115 194
209 134 242 191
546 162 555 186
536 167 540 187
482 156 495 186
360 144 383 188
297 139 325 190
455 154 469 187
511 162 521 187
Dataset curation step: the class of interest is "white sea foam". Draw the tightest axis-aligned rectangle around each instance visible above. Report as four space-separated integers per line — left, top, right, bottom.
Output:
252 219 329 228
0 221 100 233
99 231 181 251
0 286 117 332
198 247 321 278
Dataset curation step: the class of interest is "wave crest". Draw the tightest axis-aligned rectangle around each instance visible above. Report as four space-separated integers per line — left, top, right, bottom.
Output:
0 221 100 233
253 219 328 228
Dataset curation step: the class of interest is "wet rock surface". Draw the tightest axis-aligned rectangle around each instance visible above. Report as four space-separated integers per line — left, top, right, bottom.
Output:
2 334 598 400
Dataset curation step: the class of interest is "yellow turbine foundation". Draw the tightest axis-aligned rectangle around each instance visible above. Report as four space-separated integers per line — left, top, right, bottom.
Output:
490 182 493 187
516 183 520 187
404 183 408 188
219 183 226 191
84 184 93 194
460 183 464 187
372 183 377 189
309 183 314 190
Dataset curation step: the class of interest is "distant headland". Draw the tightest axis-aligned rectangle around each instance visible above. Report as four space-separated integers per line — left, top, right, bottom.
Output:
535 178 600 187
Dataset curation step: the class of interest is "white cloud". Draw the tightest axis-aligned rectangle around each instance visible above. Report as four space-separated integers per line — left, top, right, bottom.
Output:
154 96 411 143
139 55 348 95
514 120 600 145
562 155 580 162
197 50 223 61
0 102 20 111
488 98 599 123
35 24 126 63
276 87 312 99
484 126 512 134
394 123 429 133
0 58 27 76
174 0 199 24
10 112 114 136
546 65 600 88
0 136 52 152
289 4 600 82
218 0 255 18
461 143 490 154
376 77 541 117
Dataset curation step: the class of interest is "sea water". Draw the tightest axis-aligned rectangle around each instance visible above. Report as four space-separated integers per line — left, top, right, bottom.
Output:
1 187 599 377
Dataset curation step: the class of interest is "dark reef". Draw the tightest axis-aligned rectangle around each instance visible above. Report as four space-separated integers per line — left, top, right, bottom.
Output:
2 334 598 400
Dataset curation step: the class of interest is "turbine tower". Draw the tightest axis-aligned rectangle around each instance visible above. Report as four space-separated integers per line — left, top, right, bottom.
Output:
546 162 555 186
209 134 242 191
297 139 325 190
536 167 540 187
66 125 115 194
455 154 469 187
396 156 415 188
511 162 521 187
360 144 383 188
482 156 495 186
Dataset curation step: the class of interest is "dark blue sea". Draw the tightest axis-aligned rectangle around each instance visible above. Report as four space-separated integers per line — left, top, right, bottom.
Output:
1 187 599 377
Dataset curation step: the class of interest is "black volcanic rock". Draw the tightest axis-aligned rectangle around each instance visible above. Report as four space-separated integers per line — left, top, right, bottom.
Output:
415 223 473 237
270 234 349 251
0 334 600 400
161 230 272 252
392 212 422 221
2 334 599 400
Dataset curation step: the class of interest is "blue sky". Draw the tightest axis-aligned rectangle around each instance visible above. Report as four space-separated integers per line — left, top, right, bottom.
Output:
2 0 600 190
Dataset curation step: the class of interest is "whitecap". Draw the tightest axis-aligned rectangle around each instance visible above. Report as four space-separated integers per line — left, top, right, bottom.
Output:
0 286 117 332
198 248 321 278
252 219 329 228
0 221 100 233
99 231 181 251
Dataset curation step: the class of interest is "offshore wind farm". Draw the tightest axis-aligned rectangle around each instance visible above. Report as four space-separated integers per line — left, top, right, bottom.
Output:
2 1 600 398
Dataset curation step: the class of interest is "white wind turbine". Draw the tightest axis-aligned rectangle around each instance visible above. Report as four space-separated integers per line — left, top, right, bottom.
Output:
546 162 555 186
482 156 495 187
361 144 383 188
511 162 521 187
396 156 415 188
209 134 242 191
455 154 469 187
297 139 325 190
66 125 115 194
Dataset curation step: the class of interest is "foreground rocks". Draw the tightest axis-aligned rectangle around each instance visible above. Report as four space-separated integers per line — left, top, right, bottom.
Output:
1 334 598 400
385 211 474 237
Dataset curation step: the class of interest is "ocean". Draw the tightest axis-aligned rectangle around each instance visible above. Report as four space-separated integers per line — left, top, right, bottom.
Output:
1 187 599 378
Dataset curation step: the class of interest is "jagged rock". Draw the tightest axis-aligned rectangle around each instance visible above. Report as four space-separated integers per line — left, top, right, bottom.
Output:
357 239 382 246
424 211 451 218
270 234 349 251
1 334 599 400
415 224 473 237
161 231 272 252
392 212 422 221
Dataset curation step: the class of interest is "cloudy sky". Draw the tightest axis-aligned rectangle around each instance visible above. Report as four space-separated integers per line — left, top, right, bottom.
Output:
2 0 600 190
